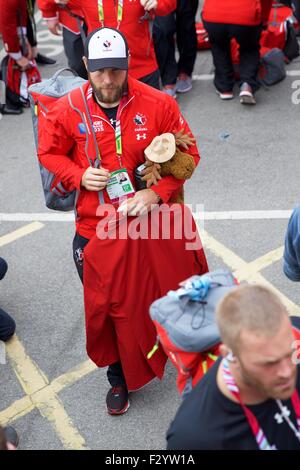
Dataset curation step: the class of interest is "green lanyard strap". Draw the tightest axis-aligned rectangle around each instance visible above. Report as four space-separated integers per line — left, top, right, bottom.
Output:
98 0 123 28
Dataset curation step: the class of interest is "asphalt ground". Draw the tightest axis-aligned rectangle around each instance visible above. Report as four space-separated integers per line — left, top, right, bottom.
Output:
1 11 300 450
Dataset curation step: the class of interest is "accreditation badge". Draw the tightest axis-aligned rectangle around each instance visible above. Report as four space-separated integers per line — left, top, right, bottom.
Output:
106 168 135 206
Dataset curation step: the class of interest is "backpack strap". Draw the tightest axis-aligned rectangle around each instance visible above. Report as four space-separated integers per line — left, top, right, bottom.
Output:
68 86 105 204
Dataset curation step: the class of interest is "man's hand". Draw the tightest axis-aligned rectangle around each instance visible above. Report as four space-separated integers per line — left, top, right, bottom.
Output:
140 0 158 11
81 167 110 191
118 189 160 216
16 56 31 71
46 18 62 35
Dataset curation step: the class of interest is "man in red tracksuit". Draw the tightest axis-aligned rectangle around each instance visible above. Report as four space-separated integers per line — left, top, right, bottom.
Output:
202 0 273 104
38 27 205 414
38 0 176 88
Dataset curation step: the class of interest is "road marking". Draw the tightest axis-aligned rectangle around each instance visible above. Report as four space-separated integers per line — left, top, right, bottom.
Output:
32 391 89 450
201 229 300 316
4 336 89 450
0 210 293 223
192 70 300 81
0 228 299 449
193 210 292 220
0 396 35 425
0 222 44 247
51 360 97 395
6 336 49 395
0 213 74 222
235 246 284 281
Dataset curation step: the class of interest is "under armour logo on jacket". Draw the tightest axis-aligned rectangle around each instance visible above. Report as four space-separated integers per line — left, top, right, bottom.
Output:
274 406 291 424
136 133 147 141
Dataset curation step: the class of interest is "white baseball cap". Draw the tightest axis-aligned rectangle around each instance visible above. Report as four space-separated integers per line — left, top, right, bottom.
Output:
85 27 129 72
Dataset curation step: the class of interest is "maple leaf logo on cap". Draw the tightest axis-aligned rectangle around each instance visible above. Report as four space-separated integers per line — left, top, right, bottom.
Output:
103 40 112 48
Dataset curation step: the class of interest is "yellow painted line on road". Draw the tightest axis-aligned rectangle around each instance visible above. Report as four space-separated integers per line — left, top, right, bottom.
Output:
51 360 97 395
6 336 49 395
32 389 89 450
235 246 284 281
0 396 34 426
0 222 44 247
4 336 89 449
201 230 300 317
201 229 247 272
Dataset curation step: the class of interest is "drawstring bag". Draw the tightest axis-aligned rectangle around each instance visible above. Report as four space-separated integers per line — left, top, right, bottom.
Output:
149 270 238 395
0 55 41 108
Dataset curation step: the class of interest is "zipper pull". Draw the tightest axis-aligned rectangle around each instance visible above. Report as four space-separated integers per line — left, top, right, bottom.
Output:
147 337 159 359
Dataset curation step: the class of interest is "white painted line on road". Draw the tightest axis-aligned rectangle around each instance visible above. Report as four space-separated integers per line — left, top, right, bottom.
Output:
286 70 300 76
0 210 293 222
193 210 292 220
192 70 300 81
192 74 214 81
0 213 74 222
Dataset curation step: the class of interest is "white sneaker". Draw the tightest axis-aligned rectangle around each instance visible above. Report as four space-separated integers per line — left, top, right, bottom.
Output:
239 83 256 105
216 90 234 100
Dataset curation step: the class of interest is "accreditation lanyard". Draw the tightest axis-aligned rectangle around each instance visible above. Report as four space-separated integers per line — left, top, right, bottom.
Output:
89 94 126 169
98 0 124 29
222 358 300 450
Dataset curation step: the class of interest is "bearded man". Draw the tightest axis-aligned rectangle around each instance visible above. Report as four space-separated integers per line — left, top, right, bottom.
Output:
38 27 208 415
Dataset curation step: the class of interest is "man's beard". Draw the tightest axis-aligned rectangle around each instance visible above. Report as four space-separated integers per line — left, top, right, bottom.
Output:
238 359 298 401
89 73 128 105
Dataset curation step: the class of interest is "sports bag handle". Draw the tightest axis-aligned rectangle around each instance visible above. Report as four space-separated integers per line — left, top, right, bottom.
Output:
51 68 79 80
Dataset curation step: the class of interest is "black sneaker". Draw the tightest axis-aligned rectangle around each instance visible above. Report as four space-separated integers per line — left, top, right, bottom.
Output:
35 53 56 65
106 385 129 415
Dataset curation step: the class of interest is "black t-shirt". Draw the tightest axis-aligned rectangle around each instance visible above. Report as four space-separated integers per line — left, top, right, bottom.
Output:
101 105 118 129
166 359 300 450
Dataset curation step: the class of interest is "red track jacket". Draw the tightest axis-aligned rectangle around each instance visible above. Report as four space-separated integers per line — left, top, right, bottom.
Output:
84 205 209 390
37 0 83 33
202 0 273 26
39 0 176 79
0 0 27 53
38 76 201 240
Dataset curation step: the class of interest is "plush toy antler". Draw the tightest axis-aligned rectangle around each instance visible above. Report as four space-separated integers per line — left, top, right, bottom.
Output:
173 129 196 150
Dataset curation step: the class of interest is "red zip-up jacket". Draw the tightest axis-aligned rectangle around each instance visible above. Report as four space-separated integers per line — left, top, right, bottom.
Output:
39 0 176 79
0 0 27 54
38 77 200 240
202 0 273 26
37 0 83 34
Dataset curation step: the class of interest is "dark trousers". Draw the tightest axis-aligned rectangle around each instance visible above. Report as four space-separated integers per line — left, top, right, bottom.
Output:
153 0 198 86
139 69 161 90
203 20 262 93
0 258 15 342
27 0 37 48
72 233 126 387
62 27 88 80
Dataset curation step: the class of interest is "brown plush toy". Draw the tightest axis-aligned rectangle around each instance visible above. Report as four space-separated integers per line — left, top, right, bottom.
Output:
141 130 196 203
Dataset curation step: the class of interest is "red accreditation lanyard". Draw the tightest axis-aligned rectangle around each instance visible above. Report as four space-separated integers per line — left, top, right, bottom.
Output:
98 0 124 29
222 357 300 450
